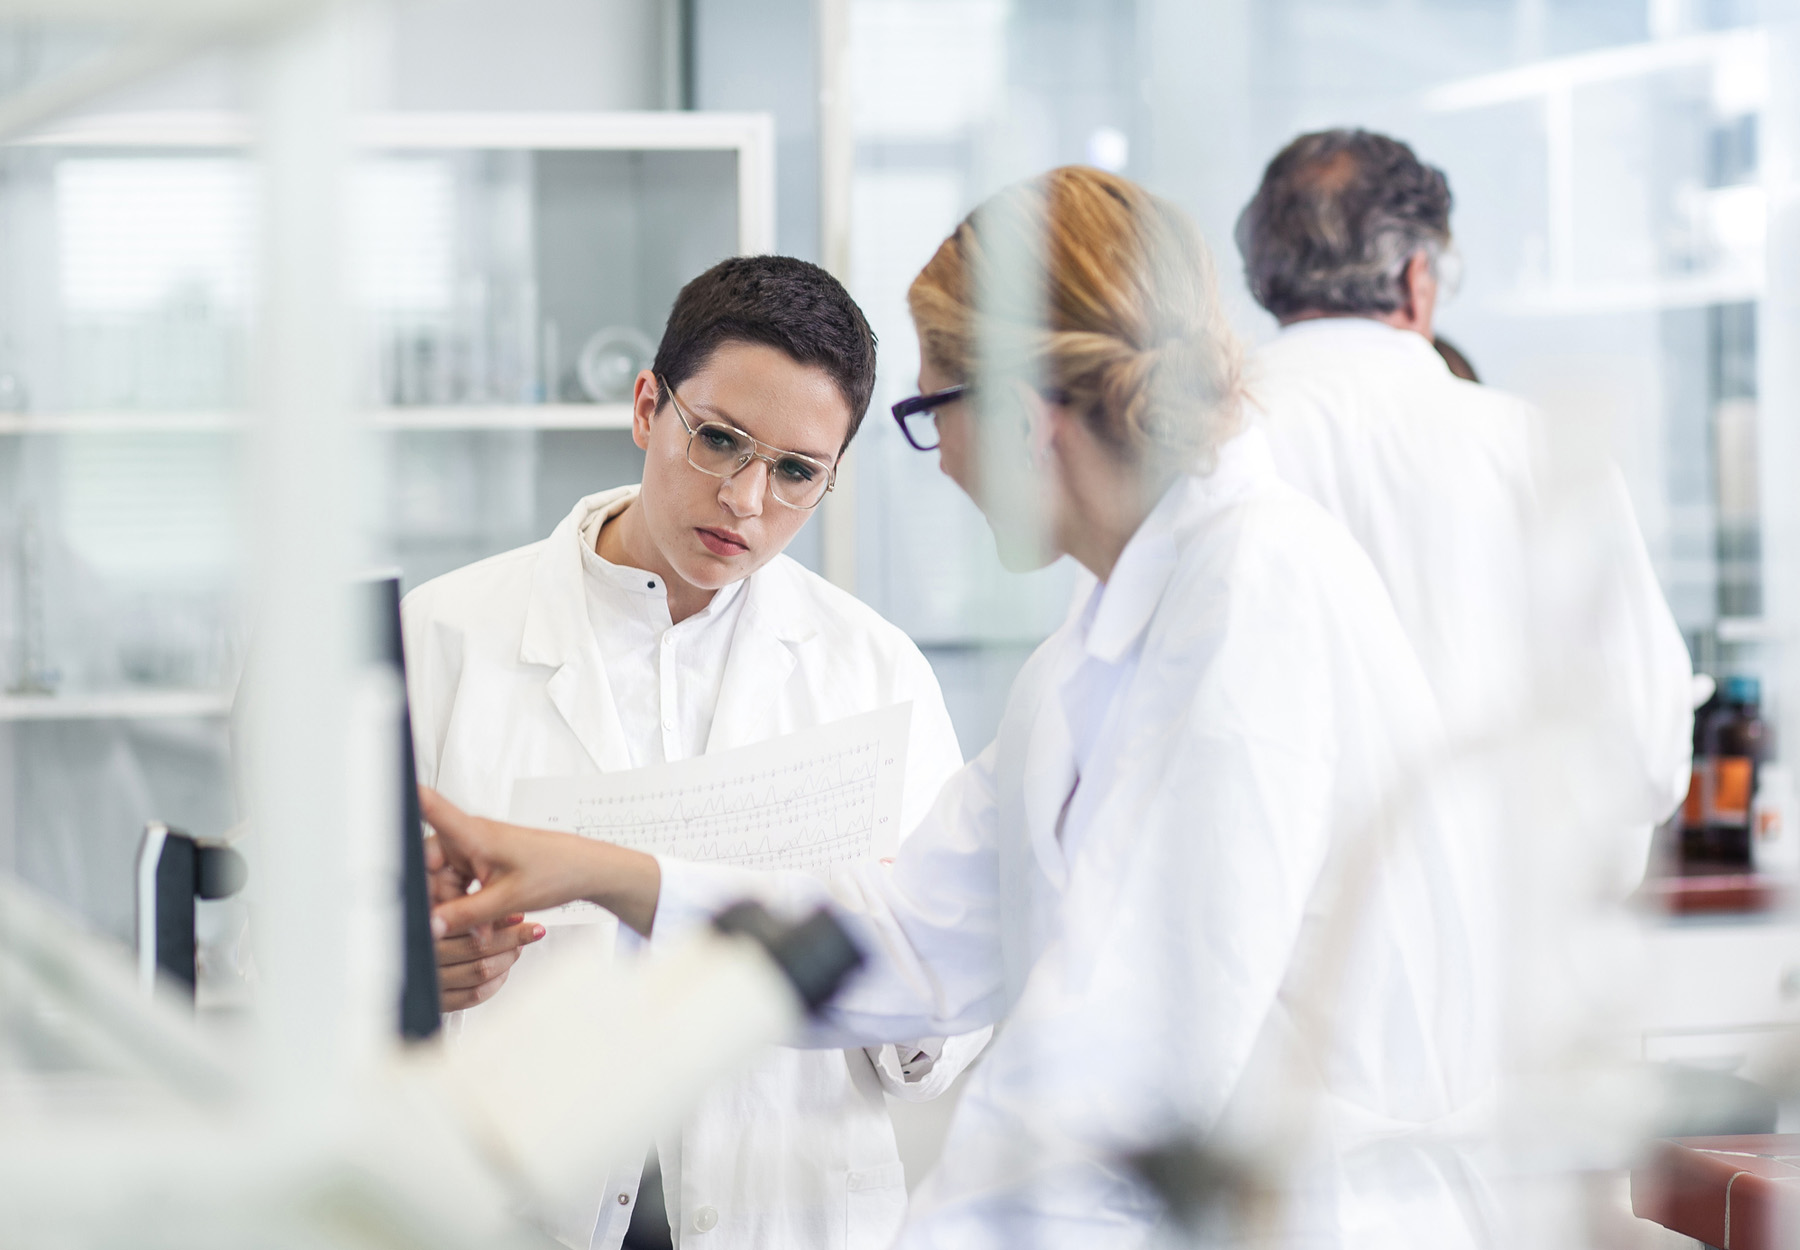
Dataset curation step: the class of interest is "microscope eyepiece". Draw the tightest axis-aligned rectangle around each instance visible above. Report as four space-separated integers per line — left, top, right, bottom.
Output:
712 902 865 1013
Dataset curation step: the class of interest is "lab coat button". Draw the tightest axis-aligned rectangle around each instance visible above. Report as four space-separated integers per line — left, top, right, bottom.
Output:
617 1194 630 1206
692 1206 718 1232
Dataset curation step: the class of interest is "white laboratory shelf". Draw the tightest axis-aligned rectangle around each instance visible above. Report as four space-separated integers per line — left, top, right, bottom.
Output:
9 110 776 260
375 404 634 431
0 411 238 434
1422 27 1766 112
0 405 635 434
1716 616 1778 645
13 109 772 154
0 689 234 721
1492 273 1766 317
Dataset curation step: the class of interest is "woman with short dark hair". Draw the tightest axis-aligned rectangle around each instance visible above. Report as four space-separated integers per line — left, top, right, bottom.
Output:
409 254 986 1250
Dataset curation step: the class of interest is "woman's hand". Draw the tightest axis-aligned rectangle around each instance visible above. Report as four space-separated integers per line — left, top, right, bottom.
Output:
432 913 544 1010
424 815 545 1010
420 787 662 939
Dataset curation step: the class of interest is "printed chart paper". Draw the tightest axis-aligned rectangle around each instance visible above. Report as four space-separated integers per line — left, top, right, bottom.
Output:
510 703 912 923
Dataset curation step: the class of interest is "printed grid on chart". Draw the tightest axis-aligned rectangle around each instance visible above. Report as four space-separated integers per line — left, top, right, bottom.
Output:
566 741 883 872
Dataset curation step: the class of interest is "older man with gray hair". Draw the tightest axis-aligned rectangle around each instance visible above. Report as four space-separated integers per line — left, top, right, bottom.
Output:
1239 128 1692 879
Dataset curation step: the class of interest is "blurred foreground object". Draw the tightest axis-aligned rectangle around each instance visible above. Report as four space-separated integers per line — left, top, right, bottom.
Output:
0 872 858 1248
1632 1135 1800 1249
135 821 247 998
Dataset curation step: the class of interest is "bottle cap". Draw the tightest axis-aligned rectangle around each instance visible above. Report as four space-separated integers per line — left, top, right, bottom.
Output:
1726 674 1762 706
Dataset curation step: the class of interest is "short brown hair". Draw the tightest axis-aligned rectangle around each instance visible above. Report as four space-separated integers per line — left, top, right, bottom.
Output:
652 255 878 448
907 166 1244 470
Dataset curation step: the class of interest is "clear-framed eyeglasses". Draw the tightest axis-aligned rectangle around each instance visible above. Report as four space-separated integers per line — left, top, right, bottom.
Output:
659 374 837 510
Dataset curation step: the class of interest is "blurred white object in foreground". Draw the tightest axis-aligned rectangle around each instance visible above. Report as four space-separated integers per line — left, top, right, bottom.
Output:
0 871 851 1248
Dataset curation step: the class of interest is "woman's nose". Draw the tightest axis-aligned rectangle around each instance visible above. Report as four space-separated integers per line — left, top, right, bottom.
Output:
718 458 768 517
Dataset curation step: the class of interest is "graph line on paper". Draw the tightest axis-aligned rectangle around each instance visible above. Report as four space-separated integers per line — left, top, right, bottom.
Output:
509 703 913 921
559 743 884 871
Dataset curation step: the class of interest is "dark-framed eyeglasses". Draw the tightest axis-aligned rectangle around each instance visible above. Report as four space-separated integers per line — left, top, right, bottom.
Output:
659 374 837 510
889 384 969 452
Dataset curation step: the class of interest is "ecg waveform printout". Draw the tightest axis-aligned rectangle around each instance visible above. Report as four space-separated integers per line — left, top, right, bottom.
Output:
509 703 912 923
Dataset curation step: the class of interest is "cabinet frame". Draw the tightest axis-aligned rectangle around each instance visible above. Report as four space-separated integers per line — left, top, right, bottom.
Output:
1 109 775 435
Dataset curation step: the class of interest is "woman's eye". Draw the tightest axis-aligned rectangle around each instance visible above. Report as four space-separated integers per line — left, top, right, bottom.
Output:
701 428 741 452
776 458 817 483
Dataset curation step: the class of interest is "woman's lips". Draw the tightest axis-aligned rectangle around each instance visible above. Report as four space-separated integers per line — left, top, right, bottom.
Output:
697 527 749 557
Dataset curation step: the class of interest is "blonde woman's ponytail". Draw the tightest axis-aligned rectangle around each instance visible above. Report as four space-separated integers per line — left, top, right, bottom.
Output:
909 167 1245 472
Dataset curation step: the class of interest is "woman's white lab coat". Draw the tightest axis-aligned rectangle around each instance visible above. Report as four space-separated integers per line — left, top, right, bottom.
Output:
653 432 1497 1249
402 487 981 1250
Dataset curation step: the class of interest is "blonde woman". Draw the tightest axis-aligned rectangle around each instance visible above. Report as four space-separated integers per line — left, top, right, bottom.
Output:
424 168 1492 1249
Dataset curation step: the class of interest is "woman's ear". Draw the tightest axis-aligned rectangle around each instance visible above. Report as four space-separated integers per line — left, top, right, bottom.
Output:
630 370 659 452
968 377 1060 573
1007 378 1061 469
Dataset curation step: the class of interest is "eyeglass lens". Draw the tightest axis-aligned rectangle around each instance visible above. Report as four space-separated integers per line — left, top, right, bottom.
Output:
688 422 832 508
900 411 940 451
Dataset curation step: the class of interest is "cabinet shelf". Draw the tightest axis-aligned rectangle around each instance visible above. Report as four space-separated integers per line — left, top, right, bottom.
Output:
0 689 234 721
1493 274 1765 317
375 404 634 431
0 405 634 435
1422 27 1765 111
10 110 774 260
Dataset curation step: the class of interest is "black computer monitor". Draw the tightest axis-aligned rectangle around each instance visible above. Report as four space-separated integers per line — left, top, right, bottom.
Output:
358 573 442 1040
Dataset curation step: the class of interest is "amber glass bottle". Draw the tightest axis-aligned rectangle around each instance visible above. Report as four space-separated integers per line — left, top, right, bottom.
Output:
1685 675 1769 869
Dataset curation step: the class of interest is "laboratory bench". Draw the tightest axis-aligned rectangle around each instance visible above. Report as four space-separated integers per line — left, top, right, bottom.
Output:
1619 903 1800 1246
1636 873 1795 917
1629 906 1800 1075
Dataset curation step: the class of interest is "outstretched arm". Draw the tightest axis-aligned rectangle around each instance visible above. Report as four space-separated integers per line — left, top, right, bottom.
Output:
422 743 1010 1049
421 788 663 938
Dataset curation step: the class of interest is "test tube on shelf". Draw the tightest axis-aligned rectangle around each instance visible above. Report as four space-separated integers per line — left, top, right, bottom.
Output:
542 317 561 405
10 503 54 695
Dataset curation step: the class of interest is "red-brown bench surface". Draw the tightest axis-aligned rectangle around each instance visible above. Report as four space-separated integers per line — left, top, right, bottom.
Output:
1631 1134 1800 1249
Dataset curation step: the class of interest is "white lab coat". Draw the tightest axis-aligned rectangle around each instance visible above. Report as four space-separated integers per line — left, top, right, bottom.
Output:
1249 318 1693 830
402 487 984 1250
654 432 1498 1249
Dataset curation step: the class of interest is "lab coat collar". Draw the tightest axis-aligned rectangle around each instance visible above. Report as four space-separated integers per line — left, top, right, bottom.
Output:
579 512 748 632
1081 429 1277 664
1020 431 1277 888
1274 315 1447 371
521 486 640 671
521 487 641 772
522 486 819 766
704 558 818 754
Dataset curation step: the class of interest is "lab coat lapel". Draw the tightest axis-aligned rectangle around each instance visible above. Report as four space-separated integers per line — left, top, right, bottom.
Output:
519 490 636 774
1018 646 1078 891
704 563 807 754
1018 479 1192 889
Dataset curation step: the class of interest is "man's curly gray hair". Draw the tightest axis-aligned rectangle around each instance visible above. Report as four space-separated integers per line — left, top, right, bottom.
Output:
1235 129 1452 320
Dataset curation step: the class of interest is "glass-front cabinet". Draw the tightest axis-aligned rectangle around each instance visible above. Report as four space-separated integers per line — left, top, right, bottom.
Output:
0 110 772 939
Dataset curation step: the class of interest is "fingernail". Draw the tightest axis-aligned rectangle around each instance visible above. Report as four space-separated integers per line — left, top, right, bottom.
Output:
430 914 446 939
530 925 546 941
505 914 524 926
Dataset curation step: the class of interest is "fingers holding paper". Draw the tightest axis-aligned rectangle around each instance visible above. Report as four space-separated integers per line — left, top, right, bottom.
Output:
419 786 663 939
